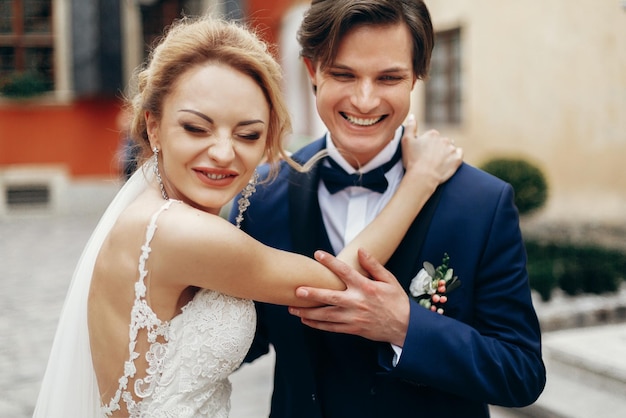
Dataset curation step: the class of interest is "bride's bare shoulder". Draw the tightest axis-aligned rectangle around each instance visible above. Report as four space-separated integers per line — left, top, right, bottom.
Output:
155 202 236 246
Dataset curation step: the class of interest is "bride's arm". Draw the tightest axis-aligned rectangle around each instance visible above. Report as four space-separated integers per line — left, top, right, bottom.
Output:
156 121 462 306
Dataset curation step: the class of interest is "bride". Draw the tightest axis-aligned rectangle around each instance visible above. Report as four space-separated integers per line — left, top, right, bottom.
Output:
33 16 461 417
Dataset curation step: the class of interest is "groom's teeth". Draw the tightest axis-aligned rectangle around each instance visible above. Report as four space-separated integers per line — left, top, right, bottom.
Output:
344 114 382 126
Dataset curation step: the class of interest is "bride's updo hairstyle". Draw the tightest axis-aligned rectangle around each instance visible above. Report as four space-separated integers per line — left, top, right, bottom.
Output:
126 16 295 180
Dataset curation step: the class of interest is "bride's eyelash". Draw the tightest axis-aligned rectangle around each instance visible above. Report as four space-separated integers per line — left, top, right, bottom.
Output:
182 123 206 133
238 132 261 141
180 121 261 140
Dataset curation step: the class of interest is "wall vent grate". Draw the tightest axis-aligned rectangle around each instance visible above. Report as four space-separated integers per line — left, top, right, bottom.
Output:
6 185 51 206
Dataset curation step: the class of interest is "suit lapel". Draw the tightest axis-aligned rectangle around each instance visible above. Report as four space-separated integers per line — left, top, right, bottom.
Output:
385 186 444 291
382 123 444 290
289 146 333 257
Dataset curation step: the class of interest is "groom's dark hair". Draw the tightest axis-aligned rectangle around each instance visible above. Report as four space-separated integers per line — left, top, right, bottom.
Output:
297 0 434 80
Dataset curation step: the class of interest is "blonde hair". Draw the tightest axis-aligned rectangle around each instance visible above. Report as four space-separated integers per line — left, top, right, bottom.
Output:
126 16 303 180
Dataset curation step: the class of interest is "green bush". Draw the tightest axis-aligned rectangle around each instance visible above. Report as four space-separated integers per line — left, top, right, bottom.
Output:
525 240 626 301
480 158 548 215
0 71 50 98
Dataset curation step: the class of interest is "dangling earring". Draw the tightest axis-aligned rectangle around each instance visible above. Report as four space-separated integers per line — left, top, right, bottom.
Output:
235 170 259 229
153 147 169 200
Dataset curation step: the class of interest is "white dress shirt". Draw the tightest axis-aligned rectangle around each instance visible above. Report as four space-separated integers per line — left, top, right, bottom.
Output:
319 126 405 365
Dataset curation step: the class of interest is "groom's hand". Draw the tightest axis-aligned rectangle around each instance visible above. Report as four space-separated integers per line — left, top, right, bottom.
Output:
288 249 410 347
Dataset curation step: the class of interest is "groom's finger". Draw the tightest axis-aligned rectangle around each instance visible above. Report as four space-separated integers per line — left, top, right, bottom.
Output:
314 250 365 287
288 303 343 323
293 286 344 307
357 248 397 284
290 251 364 307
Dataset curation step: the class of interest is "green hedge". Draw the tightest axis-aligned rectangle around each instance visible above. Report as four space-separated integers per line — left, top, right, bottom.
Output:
525 241 626 301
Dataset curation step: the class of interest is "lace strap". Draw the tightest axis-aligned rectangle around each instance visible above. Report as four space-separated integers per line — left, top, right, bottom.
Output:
135 200 177 300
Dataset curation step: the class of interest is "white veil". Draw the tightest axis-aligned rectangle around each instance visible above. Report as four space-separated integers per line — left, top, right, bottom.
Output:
33 166 151 417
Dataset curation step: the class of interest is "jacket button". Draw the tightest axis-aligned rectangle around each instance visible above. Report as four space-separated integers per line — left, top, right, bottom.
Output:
370 387 376 395
311 393 316 401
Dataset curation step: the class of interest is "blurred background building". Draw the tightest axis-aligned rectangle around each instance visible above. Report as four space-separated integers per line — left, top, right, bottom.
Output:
1 0 625 226
416 0 626 227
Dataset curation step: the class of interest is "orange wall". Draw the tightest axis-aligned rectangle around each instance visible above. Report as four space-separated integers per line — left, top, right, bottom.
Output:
246 0 294 48
0 97 124 177
0 1 296 179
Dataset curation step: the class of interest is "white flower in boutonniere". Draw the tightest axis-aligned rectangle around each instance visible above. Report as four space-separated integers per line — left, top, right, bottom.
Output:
409 253 461 315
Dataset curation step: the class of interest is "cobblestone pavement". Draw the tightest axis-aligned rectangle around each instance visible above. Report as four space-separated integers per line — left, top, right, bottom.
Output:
0 207 590 418
0 213 101 417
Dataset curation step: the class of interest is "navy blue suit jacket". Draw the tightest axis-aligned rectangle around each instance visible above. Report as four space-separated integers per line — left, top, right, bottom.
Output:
230 136 545 418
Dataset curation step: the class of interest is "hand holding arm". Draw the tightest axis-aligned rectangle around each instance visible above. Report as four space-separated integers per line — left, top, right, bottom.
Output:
289 248 410 346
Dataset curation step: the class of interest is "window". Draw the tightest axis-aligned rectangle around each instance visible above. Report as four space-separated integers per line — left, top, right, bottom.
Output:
140 0 206 60
425 28 462 125
0 0 54 92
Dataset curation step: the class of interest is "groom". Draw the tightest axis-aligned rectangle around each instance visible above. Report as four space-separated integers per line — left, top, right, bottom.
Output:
231 1 545 417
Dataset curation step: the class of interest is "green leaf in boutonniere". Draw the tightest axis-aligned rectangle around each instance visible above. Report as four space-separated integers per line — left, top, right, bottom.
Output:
409 253 460 315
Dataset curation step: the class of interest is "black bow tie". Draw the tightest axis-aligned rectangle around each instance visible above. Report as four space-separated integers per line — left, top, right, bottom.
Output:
320 145 402 194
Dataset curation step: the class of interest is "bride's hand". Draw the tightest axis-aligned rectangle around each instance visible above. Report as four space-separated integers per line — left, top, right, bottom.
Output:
401 114 463 185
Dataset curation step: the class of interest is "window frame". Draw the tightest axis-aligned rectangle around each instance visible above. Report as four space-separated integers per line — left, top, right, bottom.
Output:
0 0 55 91
424 27 462 125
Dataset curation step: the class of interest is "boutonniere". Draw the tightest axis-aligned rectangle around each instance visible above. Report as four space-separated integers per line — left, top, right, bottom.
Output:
409 253 461 314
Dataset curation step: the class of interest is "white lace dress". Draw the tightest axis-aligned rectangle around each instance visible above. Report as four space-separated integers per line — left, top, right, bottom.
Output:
102 200 257 417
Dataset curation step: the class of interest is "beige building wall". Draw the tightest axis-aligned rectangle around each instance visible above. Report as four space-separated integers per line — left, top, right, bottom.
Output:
413 0 626 225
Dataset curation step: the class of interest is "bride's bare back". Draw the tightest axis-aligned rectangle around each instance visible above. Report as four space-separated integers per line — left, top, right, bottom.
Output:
88 194 256 416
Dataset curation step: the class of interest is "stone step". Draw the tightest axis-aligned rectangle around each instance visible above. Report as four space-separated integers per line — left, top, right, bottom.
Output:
512 323 626 418
543 324 626 395
517 367 626 418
